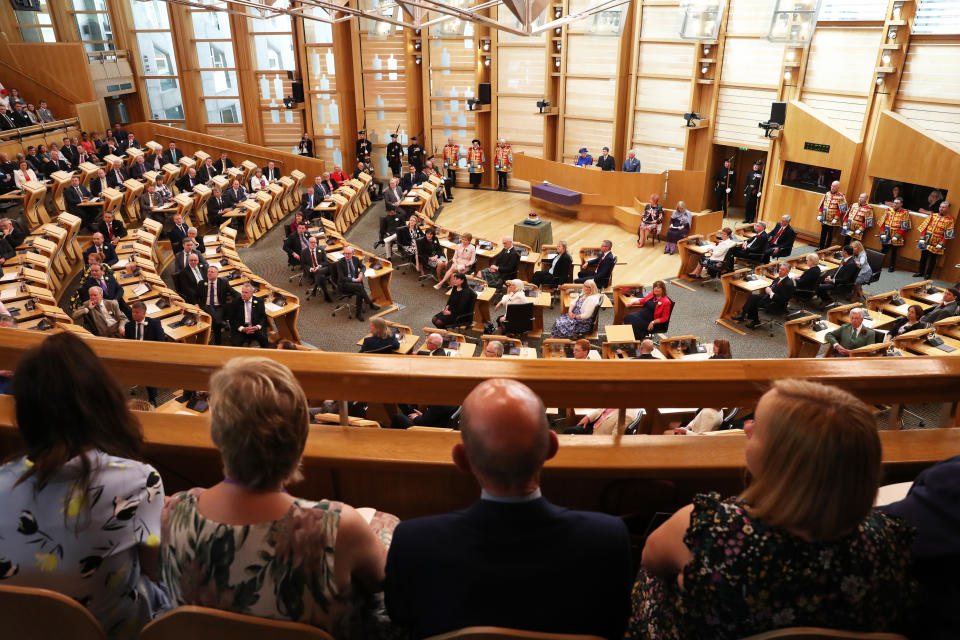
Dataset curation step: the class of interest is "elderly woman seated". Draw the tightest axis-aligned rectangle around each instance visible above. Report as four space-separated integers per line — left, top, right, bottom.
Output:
549 279 602 340
160 357 397 637
494 278 528 332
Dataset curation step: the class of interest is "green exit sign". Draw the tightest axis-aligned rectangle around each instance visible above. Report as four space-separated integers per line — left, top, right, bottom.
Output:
804 142 831 153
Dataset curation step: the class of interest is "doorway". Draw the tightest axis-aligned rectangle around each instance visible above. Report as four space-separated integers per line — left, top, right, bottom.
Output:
711 145 767 220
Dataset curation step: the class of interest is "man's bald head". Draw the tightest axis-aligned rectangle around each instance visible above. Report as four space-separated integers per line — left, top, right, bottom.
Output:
454 379 557 495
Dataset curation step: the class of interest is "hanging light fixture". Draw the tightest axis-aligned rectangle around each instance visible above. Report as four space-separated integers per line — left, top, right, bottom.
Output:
678 1 724 40
767 0 822 45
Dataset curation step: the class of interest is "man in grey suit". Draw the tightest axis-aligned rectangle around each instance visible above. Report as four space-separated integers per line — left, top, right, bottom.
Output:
825 307 876 356
383 176 404 214
922 287 959 324
72 286 126 337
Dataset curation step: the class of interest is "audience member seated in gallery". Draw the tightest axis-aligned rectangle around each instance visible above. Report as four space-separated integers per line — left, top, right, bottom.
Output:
626 379 916 640
385 379 632 639
159 356 396 637
359 317 400 354
432 271 477 329
825 307 876 356
531 239 572 287
549 278 602 339
624 280 672 340
0 332 169 639
575 240 615 288
688 227 736 279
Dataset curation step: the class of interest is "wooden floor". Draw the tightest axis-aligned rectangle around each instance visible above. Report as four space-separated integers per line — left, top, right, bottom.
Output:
439 187 682 287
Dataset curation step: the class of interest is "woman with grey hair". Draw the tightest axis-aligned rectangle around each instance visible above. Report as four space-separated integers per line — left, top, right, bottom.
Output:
664 202 692 255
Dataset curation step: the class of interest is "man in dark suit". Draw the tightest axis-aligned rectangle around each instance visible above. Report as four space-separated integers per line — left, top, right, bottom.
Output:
119 133 140 152
111 123 127 142
60 138 79 167
213 151 234 175
595 146 615 171
385 378 632 640
922 287 959 324
376 208 404 250
478 237 520 288
284 222 311 265
64 175 94 227
80 262 126 307
199 265 230 345
176 167 199 193
161 142 184 166
817 244 858 303
207 187 228 227
765 214 796 260
299 187 320 219
0 106 16 131
575 239 615 289
223 179 246 208
128 156 148 180
262 160 281 182
43 150 72 176
106 161 127 189
176 252 206 304
96 210 126 246
733 262 796 329
197 158 218 183
229 283 269 348
83 232 119 266
0 218 25 253
10 103 31 128
172 238 208 274
124 301 165 404
89 169 110 197
531 240 572 287
336 246 380 321
169 214 189 253
399 165 425 192
727 221 769 266
301 236 332 301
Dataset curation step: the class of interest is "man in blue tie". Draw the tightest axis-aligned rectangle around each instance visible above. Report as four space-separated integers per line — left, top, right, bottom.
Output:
621 150 641 173
336 246 381 321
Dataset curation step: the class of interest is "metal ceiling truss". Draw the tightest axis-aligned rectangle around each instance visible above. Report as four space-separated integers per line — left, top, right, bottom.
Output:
154 0 634 36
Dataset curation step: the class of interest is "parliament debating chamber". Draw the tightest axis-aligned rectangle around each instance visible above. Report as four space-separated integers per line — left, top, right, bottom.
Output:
0 0 959 639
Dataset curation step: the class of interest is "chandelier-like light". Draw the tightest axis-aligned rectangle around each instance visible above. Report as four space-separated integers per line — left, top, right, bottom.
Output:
768 0 822 45
678 1 724 41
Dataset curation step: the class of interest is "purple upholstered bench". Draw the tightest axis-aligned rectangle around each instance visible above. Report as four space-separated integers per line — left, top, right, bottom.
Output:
531 183 581 207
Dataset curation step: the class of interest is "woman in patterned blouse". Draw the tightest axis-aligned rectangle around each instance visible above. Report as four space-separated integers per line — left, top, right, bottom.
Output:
626 379 916 640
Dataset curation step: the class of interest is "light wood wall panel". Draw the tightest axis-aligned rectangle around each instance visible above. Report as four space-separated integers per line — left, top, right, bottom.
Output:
565 35 619 76
898 43 960 100
635 77 691 112
498 96 543 146
206 123 246 142
803 27 883 94
726 0 774 35
639 5 679 40
497 47 545 95
429 38 476 68
893 100 960 153
714 86 777 148
633 111 687 147
630 144 684 173
505 143 542 190
636 42 695 76
562 118 614 161
799 94 869 138
720 37 784 87
259 108 303 152
496 4 546 43
564 77 617 119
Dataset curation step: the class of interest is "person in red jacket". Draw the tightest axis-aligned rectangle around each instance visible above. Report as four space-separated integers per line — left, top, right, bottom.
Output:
624 280 672 340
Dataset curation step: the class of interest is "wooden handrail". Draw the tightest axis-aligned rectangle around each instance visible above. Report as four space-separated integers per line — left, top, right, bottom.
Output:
0 328 958 411
0 118 81 142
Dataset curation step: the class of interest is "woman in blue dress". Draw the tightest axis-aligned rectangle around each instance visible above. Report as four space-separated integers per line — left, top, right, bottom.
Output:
550 279 602 339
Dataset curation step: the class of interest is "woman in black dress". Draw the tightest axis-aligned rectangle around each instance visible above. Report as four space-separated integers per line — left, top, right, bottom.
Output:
433 272 477 328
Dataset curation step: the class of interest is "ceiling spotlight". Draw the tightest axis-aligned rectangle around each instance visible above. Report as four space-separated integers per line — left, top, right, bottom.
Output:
703 46 710 55
888 27 898 39
701 66 708 74
484 42 490 51
484 58 490 66
783 70 791 80
786 50 795 61
415 55 421 65
876 75 884 85
882 54 891 64
555 58 561 67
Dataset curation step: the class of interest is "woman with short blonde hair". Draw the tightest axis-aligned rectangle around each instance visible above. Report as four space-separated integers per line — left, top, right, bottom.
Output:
161 357 395 635
627 379 915 640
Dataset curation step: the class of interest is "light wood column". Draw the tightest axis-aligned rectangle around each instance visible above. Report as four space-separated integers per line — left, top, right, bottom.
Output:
168 2 205 132
230 10 264 146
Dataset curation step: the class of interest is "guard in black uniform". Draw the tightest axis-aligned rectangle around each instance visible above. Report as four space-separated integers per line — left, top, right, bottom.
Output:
407 136 424 171
386 133 403 178
743 162 763 223
714 158 735 215
356 130 373 165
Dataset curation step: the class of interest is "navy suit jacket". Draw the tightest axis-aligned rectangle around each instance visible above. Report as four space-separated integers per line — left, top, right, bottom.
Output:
123 316 165 341
385 497 632 640
586 252 616 288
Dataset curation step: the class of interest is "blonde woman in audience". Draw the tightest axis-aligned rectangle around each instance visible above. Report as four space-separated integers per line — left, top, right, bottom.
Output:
0 333 169 639
628 379 916 639
850 240 873 286
434 231 475 289
249 167 268 192
160 357 396 638
550 279 602 339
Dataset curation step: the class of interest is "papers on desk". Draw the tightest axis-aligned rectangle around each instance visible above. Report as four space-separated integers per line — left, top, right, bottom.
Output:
443 349 458 357
264 302 283 313
624 296 641 306
0 289 16 300
205 247 217 256
114 259 129 269
1 272 18 283
328 251 344 261
132 282 150 297
204 235 218 245
145 301 161 314
364 268 376 278
682 352 712 361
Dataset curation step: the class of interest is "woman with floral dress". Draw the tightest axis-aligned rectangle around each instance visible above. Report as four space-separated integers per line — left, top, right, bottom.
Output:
626 379 916 640
0 332 168 640
549 279 602 339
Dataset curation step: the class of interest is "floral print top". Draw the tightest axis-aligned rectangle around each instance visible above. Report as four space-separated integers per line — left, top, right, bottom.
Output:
160 489 398 638
627 492 916 640
0 450 168 640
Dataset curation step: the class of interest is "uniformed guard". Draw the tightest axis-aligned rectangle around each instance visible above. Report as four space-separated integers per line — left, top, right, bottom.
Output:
386 133 403 178
494 139 512 191
841 193 874 241
877 197 911 273
743 161 762 223
714 158 735 215
915 201 954 279
442 137 460 197
407 136 424 171
817 180 847 250
356 130 372 165
467 139 484 189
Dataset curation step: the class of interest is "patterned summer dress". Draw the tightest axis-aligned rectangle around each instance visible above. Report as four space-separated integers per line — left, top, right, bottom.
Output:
626 492 916 640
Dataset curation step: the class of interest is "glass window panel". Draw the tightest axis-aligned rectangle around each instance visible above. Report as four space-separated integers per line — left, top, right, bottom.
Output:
196 41 235 68
72 0 108 10
818 0 887 20
15 9 44 25
191 10 231 39
130 0 170 30
75 13 113 44
306 46 337 88
205 98 243 124
200 70 238 96
250 0 292 32
253 34 296 70
41 26 55 40
83 41 113 52
144 78 184 120
914 0 960 34
136 32 177 75
303 6 333 42
19 27 43 42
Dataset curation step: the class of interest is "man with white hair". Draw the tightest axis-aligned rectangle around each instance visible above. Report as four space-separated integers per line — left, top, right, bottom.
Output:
765 214 796 259
72 285 126 337
825 307 876 356
229 282 268 348
621 150 640 173
483 340 504 358
423 332 445 356
494 139 513 191
478 237 520 288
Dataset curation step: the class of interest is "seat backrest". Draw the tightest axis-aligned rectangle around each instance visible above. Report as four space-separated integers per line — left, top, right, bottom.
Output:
0 584 106 640
140 605 334 640
739 627 909 640
426 626 605 640
504 301 535 332
659 297 676 331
